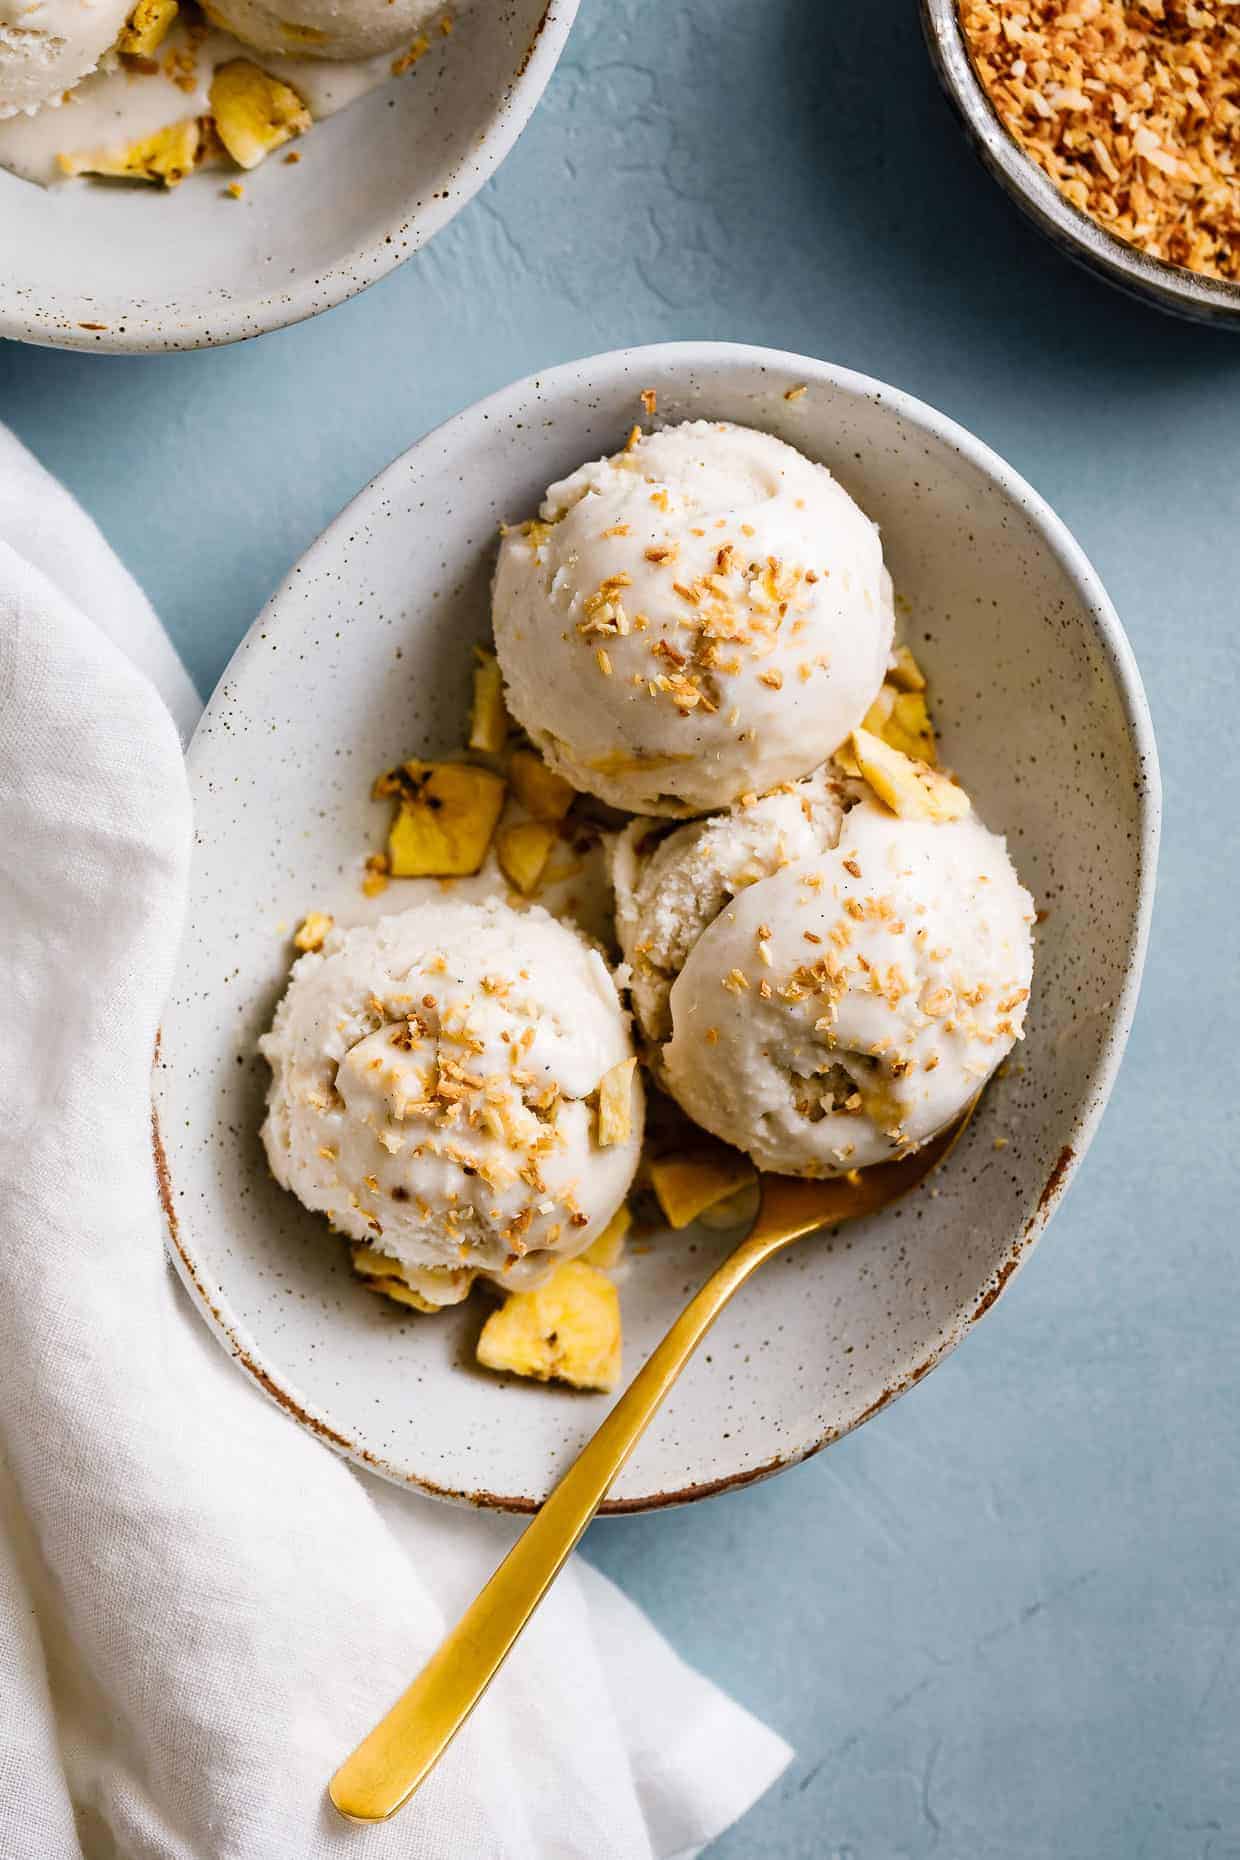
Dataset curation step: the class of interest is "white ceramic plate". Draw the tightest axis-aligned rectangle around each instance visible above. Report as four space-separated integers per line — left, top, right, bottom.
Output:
0 0 575 353
154 342 1160 1512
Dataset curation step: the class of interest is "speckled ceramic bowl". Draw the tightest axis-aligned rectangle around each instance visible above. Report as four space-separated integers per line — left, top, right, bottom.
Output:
154 341 1160 1512
0 0 575 353
921 0 1240 327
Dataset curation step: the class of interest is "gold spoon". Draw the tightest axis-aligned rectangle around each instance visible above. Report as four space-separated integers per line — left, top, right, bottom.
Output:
329 1109 973 1823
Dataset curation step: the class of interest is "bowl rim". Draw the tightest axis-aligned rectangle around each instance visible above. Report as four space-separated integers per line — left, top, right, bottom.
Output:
0 0 578 355
920 0 1240 324
157 339 1162 1513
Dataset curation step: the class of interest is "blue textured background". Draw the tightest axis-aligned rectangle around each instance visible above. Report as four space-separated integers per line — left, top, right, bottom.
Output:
5 2 1240 1854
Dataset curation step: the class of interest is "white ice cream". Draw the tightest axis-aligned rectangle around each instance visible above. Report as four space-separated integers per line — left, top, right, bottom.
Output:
0 0 129 118
635 793 1034 1175
260 899 643 1298
204 0 443 61
612 763 845 1046
492 420 894 817
0 16 414 185
0 0 457 182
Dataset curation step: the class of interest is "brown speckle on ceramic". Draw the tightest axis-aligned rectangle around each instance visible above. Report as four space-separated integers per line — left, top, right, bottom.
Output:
153 342 1160 1512
0 0 577 354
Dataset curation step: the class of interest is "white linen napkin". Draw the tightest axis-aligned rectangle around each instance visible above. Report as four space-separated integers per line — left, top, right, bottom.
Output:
0 428 791 1860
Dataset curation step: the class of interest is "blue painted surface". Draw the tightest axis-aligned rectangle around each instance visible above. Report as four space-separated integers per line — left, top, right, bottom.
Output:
4 2 1239 1854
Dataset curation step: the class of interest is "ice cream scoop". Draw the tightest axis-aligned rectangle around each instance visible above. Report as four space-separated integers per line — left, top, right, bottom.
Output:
0 0 130 118
492 420 894 817
612 762 845 1046
646 792 1033 1175
203 0 442 62
260 898 643 1298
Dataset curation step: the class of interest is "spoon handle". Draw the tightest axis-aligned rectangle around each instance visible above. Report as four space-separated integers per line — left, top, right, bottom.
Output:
328 1225 779 1823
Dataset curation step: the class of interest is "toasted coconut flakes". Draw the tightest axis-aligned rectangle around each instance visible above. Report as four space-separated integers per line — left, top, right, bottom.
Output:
960 0 1240 280
391 31 429 74
920 982 954 1019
